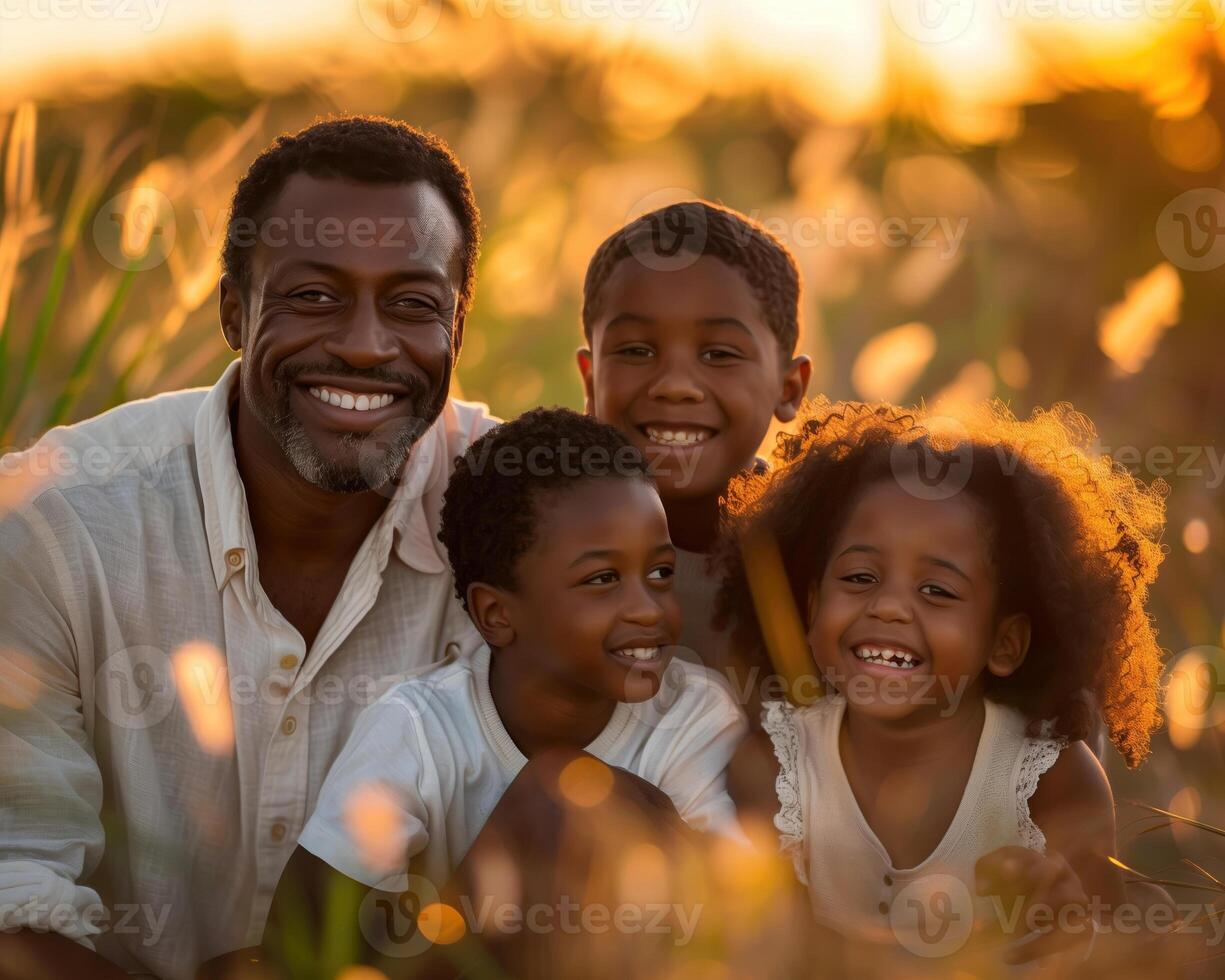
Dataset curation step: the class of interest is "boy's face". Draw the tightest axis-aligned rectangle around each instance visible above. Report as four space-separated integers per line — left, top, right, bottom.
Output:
578 255 810 502
505 477 682 703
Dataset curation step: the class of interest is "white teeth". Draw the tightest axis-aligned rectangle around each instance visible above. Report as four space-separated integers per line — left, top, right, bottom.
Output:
616 646 661 662
853 645 919 669
645 426 711 447
308 387 395 412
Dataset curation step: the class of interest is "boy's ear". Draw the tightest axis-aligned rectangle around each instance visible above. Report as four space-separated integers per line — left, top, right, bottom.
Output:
219 276 244 352
466 582 517 648
987 613 1031 679
576 347 595 415
774 354 812 423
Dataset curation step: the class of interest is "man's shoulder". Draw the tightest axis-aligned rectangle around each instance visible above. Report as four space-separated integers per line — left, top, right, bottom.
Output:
438 397 499 458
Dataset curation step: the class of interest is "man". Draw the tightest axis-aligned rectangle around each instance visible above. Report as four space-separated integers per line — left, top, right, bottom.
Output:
0 116 495 979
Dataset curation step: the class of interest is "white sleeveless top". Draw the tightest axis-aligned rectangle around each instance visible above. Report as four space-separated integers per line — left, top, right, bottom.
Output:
762 695 1064 955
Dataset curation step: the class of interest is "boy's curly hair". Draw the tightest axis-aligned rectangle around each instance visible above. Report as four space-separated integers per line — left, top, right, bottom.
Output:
439 407 648 612
715 398 1168 767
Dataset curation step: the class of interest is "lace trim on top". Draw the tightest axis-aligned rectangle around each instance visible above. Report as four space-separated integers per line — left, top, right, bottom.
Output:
761 700 808 885
1017 719 1066 853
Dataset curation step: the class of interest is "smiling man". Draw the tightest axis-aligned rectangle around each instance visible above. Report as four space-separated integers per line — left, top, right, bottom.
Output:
0 117 496 979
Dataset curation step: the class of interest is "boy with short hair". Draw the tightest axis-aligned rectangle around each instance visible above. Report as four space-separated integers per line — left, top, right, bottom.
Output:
577 201 811 670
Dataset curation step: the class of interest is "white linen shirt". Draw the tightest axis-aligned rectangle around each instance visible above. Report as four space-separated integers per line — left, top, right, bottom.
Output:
299 644 749 890
0 360 496 979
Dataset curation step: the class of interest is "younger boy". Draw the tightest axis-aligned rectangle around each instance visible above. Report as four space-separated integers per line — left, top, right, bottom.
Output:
578 201 811 670
234 409 746 974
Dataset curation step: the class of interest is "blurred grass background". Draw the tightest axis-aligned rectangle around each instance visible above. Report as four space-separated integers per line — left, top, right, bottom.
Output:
1 0 1224 954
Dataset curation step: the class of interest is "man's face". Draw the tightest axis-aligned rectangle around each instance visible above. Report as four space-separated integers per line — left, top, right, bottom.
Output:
220 174 465 493
578 255 809 502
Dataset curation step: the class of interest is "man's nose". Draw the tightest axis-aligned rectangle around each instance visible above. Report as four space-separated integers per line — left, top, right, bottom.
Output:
321 295 398 369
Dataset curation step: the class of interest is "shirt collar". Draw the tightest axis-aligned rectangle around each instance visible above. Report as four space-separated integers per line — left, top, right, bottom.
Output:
195 360 448 592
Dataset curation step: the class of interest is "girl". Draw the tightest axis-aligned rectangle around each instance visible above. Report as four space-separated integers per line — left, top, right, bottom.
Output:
716 398 1166 964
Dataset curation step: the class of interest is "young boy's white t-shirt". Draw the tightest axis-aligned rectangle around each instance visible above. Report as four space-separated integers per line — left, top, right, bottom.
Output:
298 644 748 889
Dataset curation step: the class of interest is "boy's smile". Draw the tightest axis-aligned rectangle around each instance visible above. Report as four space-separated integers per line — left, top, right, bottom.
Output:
579 254 808 505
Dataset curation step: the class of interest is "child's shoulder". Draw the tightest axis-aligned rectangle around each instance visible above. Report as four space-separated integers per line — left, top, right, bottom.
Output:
658 657 745 716
366 650 485 729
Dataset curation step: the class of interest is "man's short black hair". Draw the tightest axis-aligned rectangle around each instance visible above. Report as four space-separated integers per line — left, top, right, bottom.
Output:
581 200 801 356
222 114 481 318
439 408 649 611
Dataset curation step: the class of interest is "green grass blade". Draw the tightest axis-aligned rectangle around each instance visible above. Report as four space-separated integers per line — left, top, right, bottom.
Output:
42 265 138 429
319 870 364 976
1 241 71 438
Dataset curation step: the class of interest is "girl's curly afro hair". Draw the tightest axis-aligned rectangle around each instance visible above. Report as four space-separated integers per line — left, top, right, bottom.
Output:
715 397 1168 767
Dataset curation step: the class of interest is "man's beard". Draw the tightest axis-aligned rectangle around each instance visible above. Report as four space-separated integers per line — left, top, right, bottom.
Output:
250 359 450 494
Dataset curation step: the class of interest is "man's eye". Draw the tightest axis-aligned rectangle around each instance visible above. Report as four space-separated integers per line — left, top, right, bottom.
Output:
647 565 674 581
616 346 653 358
840 572 876 585
584 571 618 586
920 583 957 599
292 289 336 303
701 348 740 362
393 297 438 313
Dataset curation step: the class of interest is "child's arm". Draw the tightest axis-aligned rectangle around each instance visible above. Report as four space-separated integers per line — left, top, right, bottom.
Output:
727 728 782 828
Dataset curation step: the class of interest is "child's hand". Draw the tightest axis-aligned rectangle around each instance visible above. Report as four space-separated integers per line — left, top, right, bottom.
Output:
974 845 1093 964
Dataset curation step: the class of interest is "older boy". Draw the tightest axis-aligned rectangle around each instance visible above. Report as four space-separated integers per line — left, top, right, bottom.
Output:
578 201 811 671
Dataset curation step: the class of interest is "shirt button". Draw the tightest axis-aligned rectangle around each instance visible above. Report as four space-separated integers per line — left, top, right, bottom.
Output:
281 716 297 736
279 654 299 671
878 901 889 915
224 548 244 569
884 875 893 886
270 822 287 842
269 681 290 698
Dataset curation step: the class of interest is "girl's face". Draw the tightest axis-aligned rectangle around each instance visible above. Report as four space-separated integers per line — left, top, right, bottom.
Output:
806 479 1029 722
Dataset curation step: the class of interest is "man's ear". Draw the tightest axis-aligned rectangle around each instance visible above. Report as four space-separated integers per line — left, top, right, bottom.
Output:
987 613 1031 679
774 354 812 423
467 582 516 648
576 347 595 415
453 312 466 360
219 276 244 353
